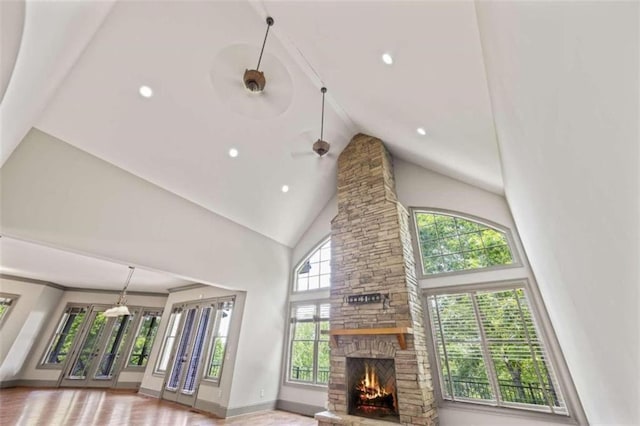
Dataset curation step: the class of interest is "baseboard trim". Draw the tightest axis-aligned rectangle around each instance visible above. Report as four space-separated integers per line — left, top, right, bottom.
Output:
0 379 59 388
138 387 161 398
277 399 324 417
194 399 227 418
226 400 277 417
114 381 140 390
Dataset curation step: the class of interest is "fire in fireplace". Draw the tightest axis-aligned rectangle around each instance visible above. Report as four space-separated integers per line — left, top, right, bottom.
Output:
347 358 399 422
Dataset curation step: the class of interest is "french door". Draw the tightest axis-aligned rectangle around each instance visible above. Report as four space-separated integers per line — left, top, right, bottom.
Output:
162 302 215 406
59 304 138 388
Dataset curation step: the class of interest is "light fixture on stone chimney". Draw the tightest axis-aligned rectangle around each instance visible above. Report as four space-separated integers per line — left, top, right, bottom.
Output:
299 261 312 274
313 87 331 157
104 266 135 317
243 17 274 93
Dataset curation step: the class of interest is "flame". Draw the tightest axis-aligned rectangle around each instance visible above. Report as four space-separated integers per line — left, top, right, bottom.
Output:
355 362 390 400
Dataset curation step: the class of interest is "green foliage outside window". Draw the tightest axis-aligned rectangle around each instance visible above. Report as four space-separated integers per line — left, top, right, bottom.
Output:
128 311 162 368
289 303 330 385
429 288 566 413
43 307 87 365
69 312 107 378
415 212 513 275
0 296 14 324
206 301 233 381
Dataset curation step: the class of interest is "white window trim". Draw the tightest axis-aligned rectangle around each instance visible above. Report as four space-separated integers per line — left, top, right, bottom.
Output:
38 303 91 370
123 308 163 371
292 236 331 293
422 279 587 425
284 299 330 389
202 297 235 385
410 208 523 279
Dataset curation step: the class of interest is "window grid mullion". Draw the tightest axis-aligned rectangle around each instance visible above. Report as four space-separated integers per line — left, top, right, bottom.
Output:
313 306 320 384
432 296 455 400
470 292 502 406
512 289 555 413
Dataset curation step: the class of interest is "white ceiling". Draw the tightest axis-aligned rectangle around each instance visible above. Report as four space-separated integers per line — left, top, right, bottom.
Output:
0 237 191 292
17 0 502 248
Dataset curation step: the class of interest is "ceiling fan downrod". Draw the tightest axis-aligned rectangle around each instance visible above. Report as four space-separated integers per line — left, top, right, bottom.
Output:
243 17 274 93
313 87 330 157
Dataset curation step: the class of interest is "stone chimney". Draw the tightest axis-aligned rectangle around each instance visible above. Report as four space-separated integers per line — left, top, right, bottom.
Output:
316 134 438 425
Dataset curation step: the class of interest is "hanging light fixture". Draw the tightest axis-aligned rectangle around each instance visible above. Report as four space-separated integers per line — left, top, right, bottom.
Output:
104 266 135 317
243 16 274 93
299 261 312 274
313 87 330 157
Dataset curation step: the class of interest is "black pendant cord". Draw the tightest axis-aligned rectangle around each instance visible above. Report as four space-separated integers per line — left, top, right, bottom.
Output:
256 17 274 71
320 87 327 141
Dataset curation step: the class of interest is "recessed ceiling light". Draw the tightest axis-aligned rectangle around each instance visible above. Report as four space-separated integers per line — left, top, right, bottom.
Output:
228 148 239 158
138 85 153 98
417 127 427 136
281 185 289 193
381 53 393 65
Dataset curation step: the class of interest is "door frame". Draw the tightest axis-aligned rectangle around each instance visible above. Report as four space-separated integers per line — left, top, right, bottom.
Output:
160 302 216 407
56 304 142 388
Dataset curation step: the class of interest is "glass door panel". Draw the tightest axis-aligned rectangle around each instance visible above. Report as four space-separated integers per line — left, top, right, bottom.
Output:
94 313 135 380
165 307 197 395
43 307 87 366
60 307 108 386
176 307 213 406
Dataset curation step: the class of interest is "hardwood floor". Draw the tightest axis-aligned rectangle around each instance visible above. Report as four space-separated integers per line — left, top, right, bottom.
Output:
0 388 317 426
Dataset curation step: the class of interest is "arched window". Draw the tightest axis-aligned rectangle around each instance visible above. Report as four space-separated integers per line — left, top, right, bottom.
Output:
414 211 514 275
294 238 331 292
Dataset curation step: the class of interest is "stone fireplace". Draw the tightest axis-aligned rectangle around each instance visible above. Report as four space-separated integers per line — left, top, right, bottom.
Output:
315 134 438 425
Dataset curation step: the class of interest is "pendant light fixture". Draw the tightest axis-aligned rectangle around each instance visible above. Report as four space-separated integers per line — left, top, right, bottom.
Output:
104 266 135 317
313 87 330 157
243 17 274 93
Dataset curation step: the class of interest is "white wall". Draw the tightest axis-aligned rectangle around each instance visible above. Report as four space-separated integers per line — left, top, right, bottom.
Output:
0 276 63 382
279 158 582 425
0 128 292 409
476 3 638 425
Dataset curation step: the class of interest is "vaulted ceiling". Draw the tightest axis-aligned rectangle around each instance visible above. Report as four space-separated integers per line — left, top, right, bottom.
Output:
1 2 638 424
1 0 502 248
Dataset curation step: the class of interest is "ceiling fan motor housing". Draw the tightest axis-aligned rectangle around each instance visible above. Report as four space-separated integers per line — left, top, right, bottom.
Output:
313 139 330 156
244 69 266 92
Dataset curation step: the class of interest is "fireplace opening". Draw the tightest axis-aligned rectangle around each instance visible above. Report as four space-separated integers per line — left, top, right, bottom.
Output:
347 357 399 422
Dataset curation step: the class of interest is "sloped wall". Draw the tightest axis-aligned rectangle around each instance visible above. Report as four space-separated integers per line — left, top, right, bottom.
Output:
476 2 638 424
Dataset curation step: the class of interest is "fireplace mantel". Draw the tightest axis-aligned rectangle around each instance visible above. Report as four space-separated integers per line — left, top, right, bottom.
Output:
328 327 413 350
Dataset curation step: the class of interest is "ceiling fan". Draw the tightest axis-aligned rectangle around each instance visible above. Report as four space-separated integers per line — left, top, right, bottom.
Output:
290 87 336 170
209 16 293 119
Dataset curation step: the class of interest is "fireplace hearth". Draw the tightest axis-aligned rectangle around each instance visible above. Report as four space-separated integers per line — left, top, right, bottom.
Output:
348 358 399 422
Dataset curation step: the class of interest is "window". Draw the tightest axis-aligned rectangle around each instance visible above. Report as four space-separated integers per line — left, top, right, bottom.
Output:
42 306 87 366
95 312 135 379
288 302 330 385
295 239 331 291
127 310 162 368
414 211 514 275
205 299 234 382
155 307 183 374
427 286 567 415
0 294 18 327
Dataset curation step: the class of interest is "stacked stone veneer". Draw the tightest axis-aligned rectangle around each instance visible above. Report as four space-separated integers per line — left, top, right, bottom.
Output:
319 134 438 425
